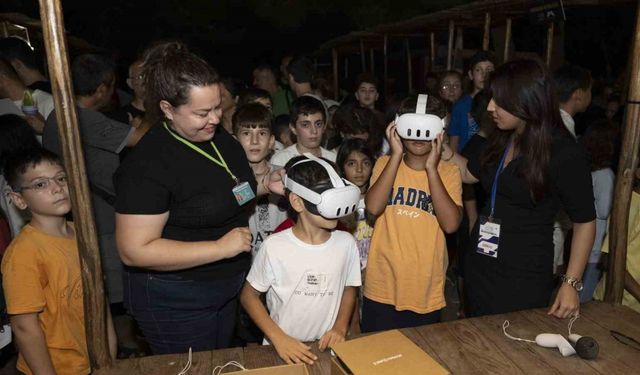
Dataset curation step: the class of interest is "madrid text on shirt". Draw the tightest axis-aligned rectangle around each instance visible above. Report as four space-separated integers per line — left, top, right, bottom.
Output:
387 186 435 217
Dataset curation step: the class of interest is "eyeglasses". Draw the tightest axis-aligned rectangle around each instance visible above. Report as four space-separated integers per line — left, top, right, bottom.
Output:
441 84 461 90
127 74 144 81
15 174 68 193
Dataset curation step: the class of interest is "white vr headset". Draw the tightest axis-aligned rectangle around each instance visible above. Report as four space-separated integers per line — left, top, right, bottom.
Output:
395 94 445 141
284 153 361 219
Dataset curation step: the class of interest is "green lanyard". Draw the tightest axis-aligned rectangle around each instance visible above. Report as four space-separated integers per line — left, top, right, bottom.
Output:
163 122 238 183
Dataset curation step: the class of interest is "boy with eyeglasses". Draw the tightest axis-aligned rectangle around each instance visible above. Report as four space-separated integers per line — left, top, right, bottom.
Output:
2 148 116 375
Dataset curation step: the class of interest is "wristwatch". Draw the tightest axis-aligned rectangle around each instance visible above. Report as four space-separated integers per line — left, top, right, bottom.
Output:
561 274 584 292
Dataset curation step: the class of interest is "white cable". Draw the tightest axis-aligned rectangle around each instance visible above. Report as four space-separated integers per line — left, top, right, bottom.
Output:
212 361 246 375
502 320 536 343
568 314 579 336
177 347 193 375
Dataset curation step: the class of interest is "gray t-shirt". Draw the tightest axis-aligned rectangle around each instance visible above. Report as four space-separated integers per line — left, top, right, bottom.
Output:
43 106 133 234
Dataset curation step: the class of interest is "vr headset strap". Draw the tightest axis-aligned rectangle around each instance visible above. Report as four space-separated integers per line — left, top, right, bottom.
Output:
416 94 428 115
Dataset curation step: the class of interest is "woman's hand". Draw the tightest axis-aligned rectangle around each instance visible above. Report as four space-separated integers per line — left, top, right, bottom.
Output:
267 168 286 196
385 122 403 157
318 328 346 352
426 132 444 171
548 283 580 318
216 227 251 258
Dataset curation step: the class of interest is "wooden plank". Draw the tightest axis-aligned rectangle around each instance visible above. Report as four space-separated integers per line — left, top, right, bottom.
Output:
545 22 555 66
605 0 640 304
360 39 366 72
447 20 455 70
405 38 413 93
412 319 524 374
400 328 452 373
383 34 388 95
430 31 436 71
483 12 491 50
332 48 338 100
580 302 640 341
503 18 512 62
38 0 111 369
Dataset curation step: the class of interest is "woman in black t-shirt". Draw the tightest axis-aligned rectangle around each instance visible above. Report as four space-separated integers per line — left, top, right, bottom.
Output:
114 42 260 354
441 59 596 318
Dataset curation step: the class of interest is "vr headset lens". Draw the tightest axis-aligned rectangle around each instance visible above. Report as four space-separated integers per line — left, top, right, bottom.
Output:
395 94 445 141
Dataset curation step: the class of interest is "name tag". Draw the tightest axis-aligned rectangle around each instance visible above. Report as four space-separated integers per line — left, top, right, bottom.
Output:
477 216 501 258
232 181 255 206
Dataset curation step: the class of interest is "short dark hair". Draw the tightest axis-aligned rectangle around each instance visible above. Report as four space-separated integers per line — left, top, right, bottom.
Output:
290 95 326 124
232 103 273 134
237 87 272 109
274 114 292 140
0 114 40 171
336 138 374 177
221 77 245 98
355 72 379 91
0 37 40 71
142 41 219 124
581 120 618 170
468 50 495 71
287 56 314 84
397 94 447 119
5 147 63 190
553 65 592 103
253 63 279 79
284 155 334 221
71 54 115 96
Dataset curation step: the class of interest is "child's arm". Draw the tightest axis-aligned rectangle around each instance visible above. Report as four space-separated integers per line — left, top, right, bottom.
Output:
366 122 403 216
426 133 462 233
318 286 357 352
11 313 56 375
240 282 318 365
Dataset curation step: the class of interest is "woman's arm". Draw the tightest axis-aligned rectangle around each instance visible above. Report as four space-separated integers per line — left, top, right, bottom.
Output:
11 313 56 375
548 220 596 318
441 144 479 184
426 134 462 233
366 123 403 216
115 212 251 271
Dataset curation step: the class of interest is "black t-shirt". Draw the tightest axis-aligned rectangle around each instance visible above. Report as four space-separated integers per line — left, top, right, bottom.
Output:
461 134 488 213
463 130 595 316
28 81 52 94
114 124 257 280
107 103 146 125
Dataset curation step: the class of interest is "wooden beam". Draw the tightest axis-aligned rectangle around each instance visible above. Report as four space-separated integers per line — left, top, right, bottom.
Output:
360 39 366 72
447 20 455 70
332 48 339 99
430 32 436 71
384 34 388 95
545 21 555 66
504 18 512 62
405 38 413 94
604 2 640 304
38 0 111 369
369 48 375 72
483 12 491 51
454 26 464 69
344 56 349 79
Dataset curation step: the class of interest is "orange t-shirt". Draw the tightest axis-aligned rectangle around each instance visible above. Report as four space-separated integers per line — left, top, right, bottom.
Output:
1 224 89 375
364 156 462 313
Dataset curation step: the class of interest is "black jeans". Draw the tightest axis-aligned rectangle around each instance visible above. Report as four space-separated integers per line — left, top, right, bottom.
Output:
124 270 245 354
361 297 441 333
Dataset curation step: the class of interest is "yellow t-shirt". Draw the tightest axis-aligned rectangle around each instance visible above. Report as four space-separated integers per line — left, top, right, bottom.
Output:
594 191 640 313
364 156 462 313
1 224 89 375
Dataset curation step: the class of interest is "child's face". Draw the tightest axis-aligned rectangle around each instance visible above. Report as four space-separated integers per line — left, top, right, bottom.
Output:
10 162 71 217
468 61 494 91
402 139 433 157
343 151 372 189
278 128 294 147
355 83 378 108
235 127 275 163
290 112 325 150
439 74 463 103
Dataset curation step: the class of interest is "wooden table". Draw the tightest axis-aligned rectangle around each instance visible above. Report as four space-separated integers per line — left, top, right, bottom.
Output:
95 302 640 374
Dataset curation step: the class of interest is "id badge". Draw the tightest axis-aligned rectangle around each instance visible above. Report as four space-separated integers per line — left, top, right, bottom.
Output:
232 181 255 206
477 215 501 258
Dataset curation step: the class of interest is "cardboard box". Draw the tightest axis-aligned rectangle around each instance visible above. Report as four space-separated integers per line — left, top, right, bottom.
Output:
238 363 309 374
330 330 449 374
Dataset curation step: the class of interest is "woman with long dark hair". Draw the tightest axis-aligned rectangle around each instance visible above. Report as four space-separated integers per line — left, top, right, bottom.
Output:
441 59 596 318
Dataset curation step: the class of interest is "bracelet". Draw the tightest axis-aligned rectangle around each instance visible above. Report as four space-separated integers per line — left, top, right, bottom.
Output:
560 274 584 292
442 149 454 161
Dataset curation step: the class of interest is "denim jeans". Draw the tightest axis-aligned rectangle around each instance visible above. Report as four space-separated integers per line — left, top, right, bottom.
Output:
123 270 245 354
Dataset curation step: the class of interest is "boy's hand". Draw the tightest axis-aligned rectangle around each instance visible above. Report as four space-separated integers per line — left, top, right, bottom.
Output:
267 168 286 196
318 328 346 352
426 132 445 171
385 122 403 157
216 227 251 258
272 333 318 365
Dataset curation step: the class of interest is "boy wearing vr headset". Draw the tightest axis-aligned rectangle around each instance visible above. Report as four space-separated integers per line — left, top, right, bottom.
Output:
240 155 361 365
362 95 462 332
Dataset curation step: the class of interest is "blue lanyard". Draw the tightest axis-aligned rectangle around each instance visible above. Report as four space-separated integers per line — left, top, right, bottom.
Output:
489 143 512 220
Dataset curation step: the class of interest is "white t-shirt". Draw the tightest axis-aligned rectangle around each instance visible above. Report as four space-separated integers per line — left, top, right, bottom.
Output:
249 166 288 258
13 89 55 120
247 229 361 343
270 144 336 167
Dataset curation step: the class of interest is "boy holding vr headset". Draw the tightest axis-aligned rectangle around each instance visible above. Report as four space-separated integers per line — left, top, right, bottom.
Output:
240 154 362 365
362 94 462 332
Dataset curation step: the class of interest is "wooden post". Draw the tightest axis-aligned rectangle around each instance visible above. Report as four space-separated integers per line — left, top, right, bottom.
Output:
430 32 436 71
405 38 413 93
455 26 464 69
332 48 339 100
1 21 8 37
360 39 366 72
546 21 555 66
483 12 491 51
504 18 512 62
447 20 455 70
604 2 640 304
38 0 111 369
344 56 349 79
369 48 375 72
384 34 388 95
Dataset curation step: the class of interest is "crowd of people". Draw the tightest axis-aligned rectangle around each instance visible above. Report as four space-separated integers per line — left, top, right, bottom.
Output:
0 35 638 374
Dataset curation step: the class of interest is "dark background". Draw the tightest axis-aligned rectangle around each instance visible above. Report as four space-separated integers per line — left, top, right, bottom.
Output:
0 0 635 87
